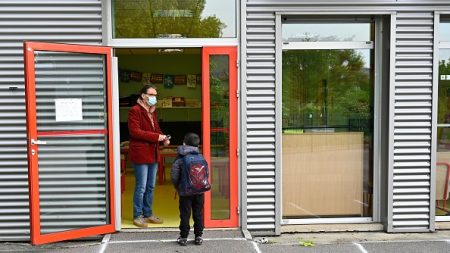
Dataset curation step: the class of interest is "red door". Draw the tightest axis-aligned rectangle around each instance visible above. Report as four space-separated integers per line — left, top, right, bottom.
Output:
202 47 238 228
24 42 116 245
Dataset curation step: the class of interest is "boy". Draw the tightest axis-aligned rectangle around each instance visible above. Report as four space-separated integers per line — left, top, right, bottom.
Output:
171 133 210 246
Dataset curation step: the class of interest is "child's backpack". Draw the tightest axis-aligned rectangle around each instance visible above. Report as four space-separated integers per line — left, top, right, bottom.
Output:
180 153 211 195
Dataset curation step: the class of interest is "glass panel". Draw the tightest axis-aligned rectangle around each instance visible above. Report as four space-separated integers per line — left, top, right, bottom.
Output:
113 0 236 38
282 49 374 218
209 55 230 220
436 49 450 216
34 51 107 132
283 23 372 42
38 135 109 234
33 50 110 234
441 21 450 42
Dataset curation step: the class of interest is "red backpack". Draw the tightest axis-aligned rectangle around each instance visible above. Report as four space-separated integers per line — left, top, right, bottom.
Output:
179 153 211 195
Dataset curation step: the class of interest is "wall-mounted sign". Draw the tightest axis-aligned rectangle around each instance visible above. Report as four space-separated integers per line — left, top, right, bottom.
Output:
54 98 83 122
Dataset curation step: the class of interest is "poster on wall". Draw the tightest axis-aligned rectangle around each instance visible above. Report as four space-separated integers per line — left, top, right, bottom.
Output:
130 71 142 82
119 69 130 82
54 98 83 122
164 74 174 89
174 75 186 85
187 74 196 88
142 73 152 84
151 74 164 84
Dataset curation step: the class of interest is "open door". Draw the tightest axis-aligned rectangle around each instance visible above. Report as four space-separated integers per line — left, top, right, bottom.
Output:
24 42 115 245
202 47 238 228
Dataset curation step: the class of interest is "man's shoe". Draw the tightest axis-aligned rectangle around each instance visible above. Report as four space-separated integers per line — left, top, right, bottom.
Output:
177 237 187 246
194 236 203 245
144 215 163 224
133 216 148 228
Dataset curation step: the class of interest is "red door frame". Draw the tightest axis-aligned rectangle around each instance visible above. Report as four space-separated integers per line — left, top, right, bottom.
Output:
202 47 238 228
24 42 116 245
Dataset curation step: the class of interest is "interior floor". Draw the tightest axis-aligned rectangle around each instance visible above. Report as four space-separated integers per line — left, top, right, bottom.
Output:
121 164 181 228
121 159 230 228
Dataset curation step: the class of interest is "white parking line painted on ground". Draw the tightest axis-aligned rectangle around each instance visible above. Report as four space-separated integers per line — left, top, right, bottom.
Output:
252 241 262 253
98 234 111 253
353 243 368 253
109 237 247 244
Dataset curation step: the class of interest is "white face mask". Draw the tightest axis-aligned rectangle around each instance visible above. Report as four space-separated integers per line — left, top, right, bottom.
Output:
147 96 157 106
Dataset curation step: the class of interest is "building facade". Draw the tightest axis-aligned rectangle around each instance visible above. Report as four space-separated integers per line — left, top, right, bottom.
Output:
0 0 450 243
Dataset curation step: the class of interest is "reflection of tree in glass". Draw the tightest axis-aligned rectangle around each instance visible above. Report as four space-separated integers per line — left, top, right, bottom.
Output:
210 58 229 127
437 59 450 151
282 49 373 132
438 59 450 124
114 0 225 38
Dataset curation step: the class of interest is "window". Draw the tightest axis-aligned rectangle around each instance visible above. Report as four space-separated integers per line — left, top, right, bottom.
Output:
282 21 375 219
112 0 236 38
436 19 450 217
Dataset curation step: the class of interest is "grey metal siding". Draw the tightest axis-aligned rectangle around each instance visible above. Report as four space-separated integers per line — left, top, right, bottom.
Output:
389 11 435 232
0 0 102 241
244 1 448 233
244 10 277 231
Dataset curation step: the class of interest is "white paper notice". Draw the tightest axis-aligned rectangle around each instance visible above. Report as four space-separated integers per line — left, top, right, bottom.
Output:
54 98 83 122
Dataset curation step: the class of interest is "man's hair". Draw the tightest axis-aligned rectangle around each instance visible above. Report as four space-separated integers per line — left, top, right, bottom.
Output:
183 132 200 147
140 84 156 95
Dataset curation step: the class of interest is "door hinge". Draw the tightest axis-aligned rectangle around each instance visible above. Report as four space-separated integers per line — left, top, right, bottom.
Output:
236 60 239 69
237 206 240 215
236 148 239 157
236 90 240 98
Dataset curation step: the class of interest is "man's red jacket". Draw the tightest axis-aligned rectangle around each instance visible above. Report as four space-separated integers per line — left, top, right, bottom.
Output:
127 104 162 164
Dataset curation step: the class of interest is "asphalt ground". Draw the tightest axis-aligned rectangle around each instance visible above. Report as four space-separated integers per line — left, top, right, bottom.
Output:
1 230 450 253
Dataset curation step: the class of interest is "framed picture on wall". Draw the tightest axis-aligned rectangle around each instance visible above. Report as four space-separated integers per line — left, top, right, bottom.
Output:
164 74 175 89
174 75 187 85
150 73 164 84
187 74 196 88
119 69 130 82
130 71 142 82
142 73 151 84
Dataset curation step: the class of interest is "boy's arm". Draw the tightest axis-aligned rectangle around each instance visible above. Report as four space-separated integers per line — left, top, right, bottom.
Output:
171 158 182 187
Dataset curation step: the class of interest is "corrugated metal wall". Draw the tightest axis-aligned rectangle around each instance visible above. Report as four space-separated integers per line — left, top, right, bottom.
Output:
244 1 444 233
389 11 435 232
244 8 277 231
0 0 103 241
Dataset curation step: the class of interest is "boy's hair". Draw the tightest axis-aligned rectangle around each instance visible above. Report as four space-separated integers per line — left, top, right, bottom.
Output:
183 132 200 147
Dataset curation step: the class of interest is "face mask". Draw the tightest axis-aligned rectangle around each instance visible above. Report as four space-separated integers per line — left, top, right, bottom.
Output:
147 96 157 106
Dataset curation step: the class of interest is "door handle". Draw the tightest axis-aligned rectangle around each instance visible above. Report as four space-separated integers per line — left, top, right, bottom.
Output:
31 139 47 145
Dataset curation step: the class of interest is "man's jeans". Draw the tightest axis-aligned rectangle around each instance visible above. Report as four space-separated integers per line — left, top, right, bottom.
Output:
132 163 158 219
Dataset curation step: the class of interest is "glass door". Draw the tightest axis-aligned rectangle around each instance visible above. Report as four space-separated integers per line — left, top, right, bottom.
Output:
202 47 238 227
281 21 375 220
24 42 116 244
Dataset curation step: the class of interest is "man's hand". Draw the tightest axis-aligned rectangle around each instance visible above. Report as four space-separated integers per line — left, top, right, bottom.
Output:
163 139 170 146
158 134 166 141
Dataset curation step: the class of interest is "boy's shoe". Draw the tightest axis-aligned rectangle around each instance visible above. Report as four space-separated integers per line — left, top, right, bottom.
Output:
133 216 148 228
144 215 163 224
177 237 188 246
194 236 203 245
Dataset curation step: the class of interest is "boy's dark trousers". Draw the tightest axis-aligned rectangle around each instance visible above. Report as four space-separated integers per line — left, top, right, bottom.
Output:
179 193 204 238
